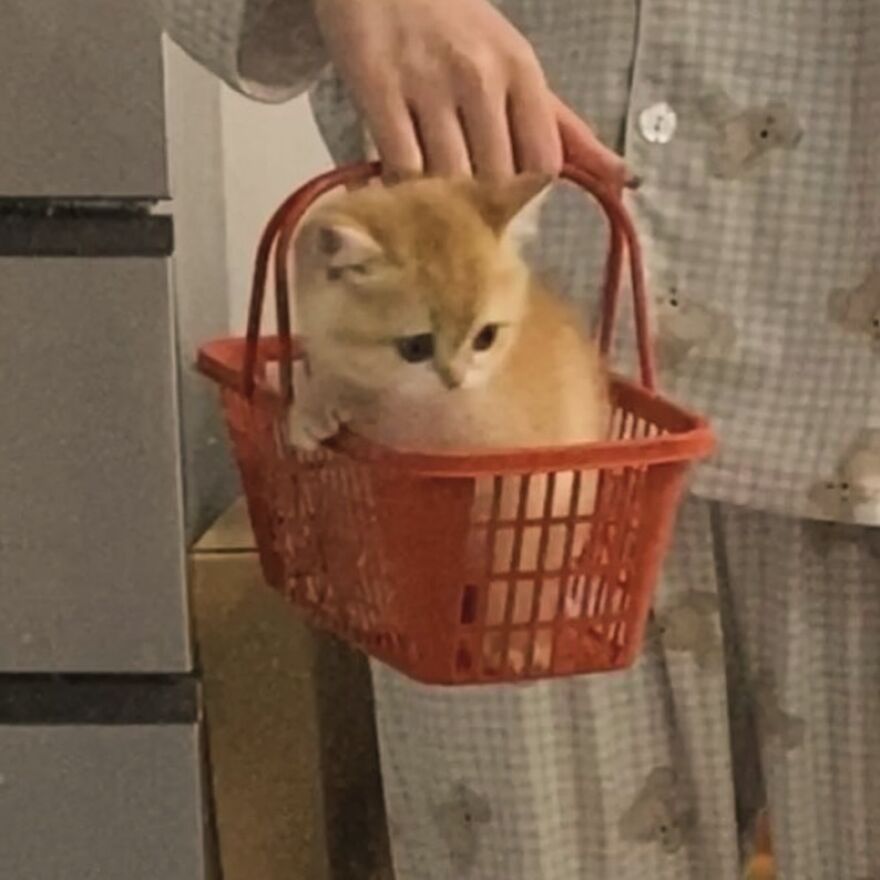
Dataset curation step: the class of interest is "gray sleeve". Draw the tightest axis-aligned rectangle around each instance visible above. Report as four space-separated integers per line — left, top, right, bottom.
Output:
154 0 329 103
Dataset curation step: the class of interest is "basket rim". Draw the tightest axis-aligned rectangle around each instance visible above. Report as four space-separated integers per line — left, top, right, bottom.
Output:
198 335 716 477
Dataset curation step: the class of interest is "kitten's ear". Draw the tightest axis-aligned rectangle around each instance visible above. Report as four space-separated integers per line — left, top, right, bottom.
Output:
465 174 553 247
501 174 553 247
310 218 384 271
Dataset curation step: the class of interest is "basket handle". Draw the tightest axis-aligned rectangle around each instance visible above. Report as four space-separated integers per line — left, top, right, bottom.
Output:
243 160 656 400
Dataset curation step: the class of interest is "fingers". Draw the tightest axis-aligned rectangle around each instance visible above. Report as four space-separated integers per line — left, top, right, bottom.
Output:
355 52 623 186
363 86 632 191
553 95 632 190
378 50 556 180
414 104 473 175
508 74 563 175
359 86 424 180
456 95 515 180
316 0 620 183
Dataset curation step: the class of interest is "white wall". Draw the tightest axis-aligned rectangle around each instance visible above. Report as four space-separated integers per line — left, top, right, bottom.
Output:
220 91 331 331
163 37 239 533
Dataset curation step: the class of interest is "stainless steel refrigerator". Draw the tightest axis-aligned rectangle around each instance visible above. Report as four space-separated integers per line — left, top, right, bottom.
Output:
0 3 229 875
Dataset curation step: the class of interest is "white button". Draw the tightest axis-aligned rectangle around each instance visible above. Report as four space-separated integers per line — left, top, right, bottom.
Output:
639 102 678 144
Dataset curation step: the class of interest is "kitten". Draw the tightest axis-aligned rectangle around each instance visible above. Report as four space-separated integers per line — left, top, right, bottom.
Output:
290 175 611 674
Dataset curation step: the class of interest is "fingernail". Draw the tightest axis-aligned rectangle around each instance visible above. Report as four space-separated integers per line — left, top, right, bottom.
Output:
625 174 643 190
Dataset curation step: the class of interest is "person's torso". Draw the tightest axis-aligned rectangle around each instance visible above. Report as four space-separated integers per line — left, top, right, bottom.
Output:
309 1 880 526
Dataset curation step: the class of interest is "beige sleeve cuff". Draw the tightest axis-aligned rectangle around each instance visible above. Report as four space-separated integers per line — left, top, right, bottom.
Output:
155 0 328 103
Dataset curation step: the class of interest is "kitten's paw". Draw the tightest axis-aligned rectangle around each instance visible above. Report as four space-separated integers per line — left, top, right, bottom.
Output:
287 404 348 452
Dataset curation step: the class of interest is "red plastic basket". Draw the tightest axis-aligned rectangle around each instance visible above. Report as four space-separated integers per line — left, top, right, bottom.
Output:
198 161 715 685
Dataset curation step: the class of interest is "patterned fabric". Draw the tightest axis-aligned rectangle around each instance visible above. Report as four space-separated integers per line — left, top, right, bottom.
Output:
152 4 880 879
372 498 880 880
312 1 880 525
153 0 326 101
155 0 880 524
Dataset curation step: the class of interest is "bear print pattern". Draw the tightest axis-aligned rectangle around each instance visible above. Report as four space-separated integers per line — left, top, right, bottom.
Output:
829 260 880 353
809 430 880 526
431 782 492 875
700 91 803 179
655 590 724 671
619 767 695 854
655 280 736 373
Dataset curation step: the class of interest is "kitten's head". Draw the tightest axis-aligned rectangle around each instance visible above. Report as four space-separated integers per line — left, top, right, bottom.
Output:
293 175 550 394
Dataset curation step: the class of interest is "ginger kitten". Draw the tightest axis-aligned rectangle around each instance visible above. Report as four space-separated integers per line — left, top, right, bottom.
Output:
290 175 610 674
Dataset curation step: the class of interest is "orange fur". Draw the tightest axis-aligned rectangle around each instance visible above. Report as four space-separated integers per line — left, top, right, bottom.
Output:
291 176 610 673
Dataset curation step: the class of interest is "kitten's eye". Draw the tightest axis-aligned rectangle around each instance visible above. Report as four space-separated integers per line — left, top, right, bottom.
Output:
394 333 434 364
473 324 500 352
326 263 368 282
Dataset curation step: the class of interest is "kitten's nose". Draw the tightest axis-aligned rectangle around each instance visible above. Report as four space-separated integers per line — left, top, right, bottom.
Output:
436 363 464 389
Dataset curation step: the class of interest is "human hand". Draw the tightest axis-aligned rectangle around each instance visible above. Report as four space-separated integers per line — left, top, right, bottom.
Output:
313 0 627 186
554 95 636 191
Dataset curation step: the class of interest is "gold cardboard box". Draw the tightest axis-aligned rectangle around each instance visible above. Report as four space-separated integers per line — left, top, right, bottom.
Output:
191 498 392 880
